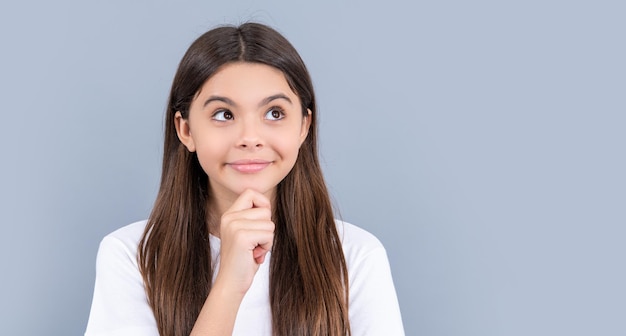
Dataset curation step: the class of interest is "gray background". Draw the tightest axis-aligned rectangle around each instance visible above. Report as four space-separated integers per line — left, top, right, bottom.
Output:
0 1 624 335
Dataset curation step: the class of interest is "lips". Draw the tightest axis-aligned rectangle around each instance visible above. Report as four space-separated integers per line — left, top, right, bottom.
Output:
227 159 272 173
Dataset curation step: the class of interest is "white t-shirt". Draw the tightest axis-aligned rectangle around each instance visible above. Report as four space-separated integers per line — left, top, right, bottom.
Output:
85 220 404 335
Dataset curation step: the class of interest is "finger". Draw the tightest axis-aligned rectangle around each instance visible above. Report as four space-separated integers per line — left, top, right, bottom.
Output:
252 241 272 264
222 207 272 224
253 246 269 264
224 219 275 237
238 227 273 248
233 229 273 264
248 228 274 250
227 189 271 213
255 235 273 250
226 222 274 248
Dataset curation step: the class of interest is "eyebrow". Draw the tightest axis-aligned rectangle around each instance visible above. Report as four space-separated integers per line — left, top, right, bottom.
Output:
260 94 292 107
202 93 293 108
203 96 236 108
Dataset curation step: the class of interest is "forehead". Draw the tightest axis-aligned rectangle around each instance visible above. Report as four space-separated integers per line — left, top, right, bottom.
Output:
194 62 299 105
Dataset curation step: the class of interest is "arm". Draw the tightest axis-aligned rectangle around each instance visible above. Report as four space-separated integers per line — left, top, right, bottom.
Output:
189 282 246 336
190 189 274 335
349 246 405 335
85 223 158 336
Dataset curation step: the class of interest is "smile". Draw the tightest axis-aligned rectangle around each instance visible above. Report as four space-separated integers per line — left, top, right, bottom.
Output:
227 160 273 173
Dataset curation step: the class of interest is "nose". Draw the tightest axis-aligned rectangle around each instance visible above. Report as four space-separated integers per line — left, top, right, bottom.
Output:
237 119 264 150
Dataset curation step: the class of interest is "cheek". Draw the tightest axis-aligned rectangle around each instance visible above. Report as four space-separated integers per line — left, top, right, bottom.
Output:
276 138 305 168
193 135 229 171
271 127 303 152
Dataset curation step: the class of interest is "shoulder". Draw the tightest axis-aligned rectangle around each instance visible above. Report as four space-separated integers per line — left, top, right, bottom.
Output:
96 220 148 270
335 220 406 334
86 220 157 335
335 220 386 267
92 220 150 303
336 220 382 247
100 220 148 252
104 219 148 245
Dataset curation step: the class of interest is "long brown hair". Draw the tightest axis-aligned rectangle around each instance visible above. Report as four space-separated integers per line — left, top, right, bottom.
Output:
137 23 350 336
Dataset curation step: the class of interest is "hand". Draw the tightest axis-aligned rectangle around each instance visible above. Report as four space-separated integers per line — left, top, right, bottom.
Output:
213 189 275 296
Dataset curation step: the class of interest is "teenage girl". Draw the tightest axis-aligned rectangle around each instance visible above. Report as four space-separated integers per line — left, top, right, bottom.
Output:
85 22 404 336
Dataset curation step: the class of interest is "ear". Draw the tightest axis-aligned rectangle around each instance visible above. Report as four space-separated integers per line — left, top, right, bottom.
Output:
299 109 312 145
174 111 196 152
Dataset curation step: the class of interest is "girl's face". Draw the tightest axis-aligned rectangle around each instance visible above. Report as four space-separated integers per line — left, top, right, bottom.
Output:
175 62 311 210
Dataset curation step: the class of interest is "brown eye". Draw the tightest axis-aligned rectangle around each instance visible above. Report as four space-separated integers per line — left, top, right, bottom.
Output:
265 108 285 121
213 110 233 121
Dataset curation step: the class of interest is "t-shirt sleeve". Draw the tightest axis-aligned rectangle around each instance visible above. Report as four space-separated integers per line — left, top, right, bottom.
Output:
85 235 158 336
348 246 405 335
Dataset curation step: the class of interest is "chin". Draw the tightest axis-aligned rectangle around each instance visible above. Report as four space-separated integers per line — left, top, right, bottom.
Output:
231 184 274 196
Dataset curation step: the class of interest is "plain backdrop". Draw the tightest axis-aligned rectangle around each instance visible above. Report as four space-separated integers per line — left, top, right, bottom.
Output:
1 1 625 335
